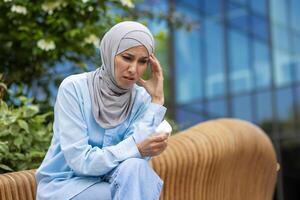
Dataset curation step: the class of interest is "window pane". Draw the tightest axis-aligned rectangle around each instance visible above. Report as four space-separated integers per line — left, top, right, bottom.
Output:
276 88 296 137
273 50 293 86
270 0 288 25
207 98 227 119
290 0 300 32
253 40 271 89
292 34 300 82
175 107 204 130
229 30 252 93
232 95 253 121
227 3 249 32
230 0 247 5
175 8 202 104
272 24 289 52
292 34 300 54
251 15 268 41
205 0 222 15
255 91 273 135
175 0 204 9
250 0 267 15
204 18 226 98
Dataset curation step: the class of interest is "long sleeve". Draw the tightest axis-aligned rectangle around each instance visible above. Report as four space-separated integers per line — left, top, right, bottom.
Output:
55 81 141 177
123 91 167 161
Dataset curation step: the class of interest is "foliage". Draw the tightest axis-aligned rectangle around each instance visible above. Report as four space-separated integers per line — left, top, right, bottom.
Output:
0 82 53 173
0 0 193 98
0 0 137 90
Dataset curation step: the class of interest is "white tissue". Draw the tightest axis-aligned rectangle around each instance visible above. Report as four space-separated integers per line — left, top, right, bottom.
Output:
154 120 172 137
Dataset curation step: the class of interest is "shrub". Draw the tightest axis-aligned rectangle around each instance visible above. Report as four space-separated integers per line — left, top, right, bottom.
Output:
0 85 53 173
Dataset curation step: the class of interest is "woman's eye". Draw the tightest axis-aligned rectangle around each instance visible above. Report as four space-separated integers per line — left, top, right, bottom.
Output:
140 60 147 64
122 56 131 60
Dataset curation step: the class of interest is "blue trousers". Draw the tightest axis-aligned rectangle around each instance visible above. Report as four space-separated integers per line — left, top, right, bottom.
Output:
71 158 163 200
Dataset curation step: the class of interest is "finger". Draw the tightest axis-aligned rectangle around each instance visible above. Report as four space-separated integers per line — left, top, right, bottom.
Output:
149 55 161 73
153 143 168 155
138 78 146 86
151 134 168 142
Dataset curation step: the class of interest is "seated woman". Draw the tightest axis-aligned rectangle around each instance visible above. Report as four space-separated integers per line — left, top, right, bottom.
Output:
35 21 169 200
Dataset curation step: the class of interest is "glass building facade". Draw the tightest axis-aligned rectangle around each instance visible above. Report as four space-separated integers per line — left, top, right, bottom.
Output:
145 0 300 199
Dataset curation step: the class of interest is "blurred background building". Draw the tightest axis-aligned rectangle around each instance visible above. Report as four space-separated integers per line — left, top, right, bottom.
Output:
144 0 299 199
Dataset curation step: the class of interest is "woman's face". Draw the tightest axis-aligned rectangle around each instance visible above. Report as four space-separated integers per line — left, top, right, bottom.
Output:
114 45 149 89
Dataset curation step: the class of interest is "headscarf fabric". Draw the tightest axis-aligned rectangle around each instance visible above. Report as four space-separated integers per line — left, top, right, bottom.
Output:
87 21 155 129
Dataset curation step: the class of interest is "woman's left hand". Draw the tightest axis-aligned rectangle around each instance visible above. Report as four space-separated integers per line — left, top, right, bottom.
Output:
138 54 164 105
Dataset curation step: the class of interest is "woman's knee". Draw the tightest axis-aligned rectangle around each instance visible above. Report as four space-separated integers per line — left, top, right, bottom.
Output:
118 158 149 175
71 182 111 200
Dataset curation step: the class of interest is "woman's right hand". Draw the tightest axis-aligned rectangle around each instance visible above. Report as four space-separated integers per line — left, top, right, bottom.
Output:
138 54 164 105
136 134 168 157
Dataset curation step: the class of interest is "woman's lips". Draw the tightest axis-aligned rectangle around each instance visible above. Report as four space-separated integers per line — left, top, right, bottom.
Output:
123 76 135 81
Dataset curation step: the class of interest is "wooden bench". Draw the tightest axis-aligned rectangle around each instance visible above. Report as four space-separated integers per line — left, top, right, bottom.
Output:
0 118 278 200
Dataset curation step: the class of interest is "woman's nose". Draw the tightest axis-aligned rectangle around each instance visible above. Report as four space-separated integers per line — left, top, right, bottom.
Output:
128 62 137 74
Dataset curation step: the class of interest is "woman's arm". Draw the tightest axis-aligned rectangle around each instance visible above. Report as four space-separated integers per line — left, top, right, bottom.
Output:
122 91 167 161
56 80 141 177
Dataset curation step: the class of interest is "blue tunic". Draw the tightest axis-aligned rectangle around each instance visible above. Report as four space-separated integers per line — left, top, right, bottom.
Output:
35 72 167 200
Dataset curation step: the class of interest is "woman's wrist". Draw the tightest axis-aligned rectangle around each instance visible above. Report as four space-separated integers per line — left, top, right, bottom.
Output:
151 96 164 105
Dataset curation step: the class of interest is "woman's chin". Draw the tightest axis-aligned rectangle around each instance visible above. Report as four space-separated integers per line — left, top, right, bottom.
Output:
118 81 135 89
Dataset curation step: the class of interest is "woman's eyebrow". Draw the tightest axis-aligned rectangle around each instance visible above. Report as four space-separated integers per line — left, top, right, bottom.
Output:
123 53 149 59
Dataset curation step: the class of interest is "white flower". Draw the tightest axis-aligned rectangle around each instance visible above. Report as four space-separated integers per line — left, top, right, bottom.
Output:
82 0 89 3
41 0 67 15
84 34 99 47
37 39 56 51
120 0 134 8
4 0 12 2
11 5 28 15
88 6 94 12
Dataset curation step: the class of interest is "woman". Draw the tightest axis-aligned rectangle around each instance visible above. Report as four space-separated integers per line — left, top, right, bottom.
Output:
35 21 169 200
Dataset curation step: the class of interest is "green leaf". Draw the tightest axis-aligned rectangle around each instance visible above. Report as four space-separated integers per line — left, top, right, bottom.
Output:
5 115 18 126
0 83 7 90
23 105 39 118
0 164 13 172
13 137 23 148
0 142 8 153
17 119 29 133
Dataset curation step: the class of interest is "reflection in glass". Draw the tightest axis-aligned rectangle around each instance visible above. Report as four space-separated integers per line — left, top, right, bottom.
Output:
227 3 249 32
229 30 252 93
175 0 204 9
273 50 293 86
232 95 253 121
204 18 225 98
272 24 289 52
175 8 202 104
230 0 247 4
270 0 288 25
253 40 271 89
290 0 300 32
250 0 267 15
292 34 300 82
251 15 268 41
205 0 222 16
